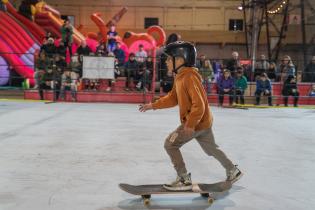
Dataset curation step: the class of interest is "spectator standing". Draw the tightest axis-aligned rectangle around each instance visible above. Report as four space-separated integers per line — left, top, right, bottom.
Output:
282 75 299 107
197 55 213 95
61 19 73 57
255 73 273 106
255 54 270 79
303 56 315 82
226 51 241 77
107 25 118 53
217 69 234 106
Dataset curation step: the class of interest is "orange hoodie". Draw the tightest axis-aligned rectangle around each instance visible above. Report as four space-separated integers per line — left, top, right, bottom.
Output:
152 67 213 131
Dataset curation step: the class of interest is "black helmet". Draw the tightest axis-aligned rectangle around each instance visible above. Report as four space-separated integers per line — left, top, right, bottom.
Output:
164 41 197 67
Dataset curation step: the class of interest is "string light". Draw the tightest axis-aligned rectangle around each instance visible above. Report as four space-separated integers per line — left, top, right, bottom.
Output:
267 0 287 14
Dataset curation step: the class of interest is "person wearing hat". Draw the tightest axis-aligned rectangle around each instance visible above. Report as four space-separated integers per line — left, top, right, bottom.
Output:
282 75 299 107
139 41 242 191
255 73 273 106
44 37 56 59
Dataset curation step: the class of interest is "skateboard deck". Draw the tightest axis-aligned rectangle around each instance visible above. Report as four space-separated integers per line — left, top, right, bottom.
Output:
119 181 232 205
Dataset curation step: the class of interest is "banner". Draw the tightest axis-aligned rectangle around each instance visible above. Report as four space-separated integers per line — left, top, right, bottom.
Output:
83 56 115 79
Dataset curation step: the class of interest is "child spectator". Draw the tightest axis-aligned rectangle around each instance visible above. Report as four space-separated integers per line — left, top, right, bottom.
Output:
217 69 234 106
279 55 295 82
135 44 148 64
197 55 213 95
255 73 273 106
309 84 315 97
61 19 73 57
135 63 150 91
60 67 78 101
107 25 118 53
234 67 248 105
282 75 299 107
267 62 277 82
124 53 138 91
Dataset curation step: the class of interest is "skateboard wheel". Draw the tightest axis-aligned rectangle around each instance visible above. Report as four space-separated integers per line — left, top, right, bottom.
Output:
208 197 214 204
143 198 150 205
201 193 209 198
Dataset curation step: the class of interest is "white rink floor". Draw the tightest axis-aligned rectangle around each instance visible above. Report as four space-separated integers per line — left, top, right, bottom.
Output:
0 101 314 210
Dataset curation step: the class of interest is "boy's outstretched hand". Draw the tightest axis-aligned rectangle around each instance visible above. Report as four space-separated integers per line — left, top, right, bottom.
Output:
139 103 153 112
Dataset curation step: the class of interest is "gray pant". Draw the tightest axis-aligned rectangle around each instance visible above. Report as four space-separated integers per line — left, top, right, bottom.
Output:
164 125 234 176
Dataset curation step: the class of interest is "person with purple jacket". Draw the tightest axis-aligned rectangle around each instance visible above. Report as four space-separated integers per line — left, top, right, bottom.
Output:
217 69 234 106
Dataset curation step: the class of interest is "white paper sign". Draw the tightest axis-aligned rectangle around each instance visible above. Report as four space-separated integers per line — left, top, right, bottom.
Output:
83 56 115 79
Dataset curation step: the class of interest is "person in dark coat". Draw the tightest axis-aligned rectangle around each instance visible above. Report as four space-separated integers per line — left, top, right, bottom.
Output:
282 75 299 107
303 56 315 82
124 53 138 90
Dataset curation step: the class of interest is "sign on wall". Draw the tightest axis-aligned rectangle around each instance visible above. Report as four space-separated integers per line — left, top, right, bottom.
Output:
83 56 115 79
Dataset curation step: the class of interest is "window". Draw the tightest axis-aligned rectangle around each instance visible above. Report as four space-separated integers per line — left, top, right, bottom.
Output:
229 19 243 31
144 17 159 29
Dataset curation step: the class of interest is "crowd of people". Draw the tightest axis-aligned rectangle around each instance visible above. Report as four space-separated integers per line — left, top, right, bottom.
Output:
36 20 154 101
31 16 315 105
182 51 315 107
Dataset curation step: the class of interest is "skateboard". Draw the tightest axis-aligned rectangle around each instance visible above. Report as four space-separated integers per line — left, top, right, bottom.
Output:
119 181 232 206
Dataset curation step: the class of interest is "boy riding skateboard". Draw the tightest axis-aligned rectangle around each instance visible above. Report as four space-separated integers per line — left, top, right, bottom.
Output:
139 41 242 191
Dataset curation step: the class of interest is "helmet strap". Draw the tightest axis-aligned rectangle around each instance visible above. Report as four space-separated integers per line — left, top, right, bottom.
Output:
172 57 186 74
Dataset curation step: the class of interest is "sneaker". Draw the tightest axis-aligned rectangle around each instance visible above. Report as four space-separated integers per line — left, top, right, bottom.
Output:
226 165 243 183
163 173 192 191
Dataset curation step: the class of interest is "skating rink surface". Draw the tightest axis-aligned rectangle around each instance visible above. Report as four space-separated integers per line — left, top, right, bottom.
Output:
0 101 314 210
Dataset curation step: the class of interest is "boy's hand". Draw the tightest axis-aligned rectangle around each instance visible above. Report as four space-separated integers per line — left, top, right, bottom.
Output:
139 103 153 112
